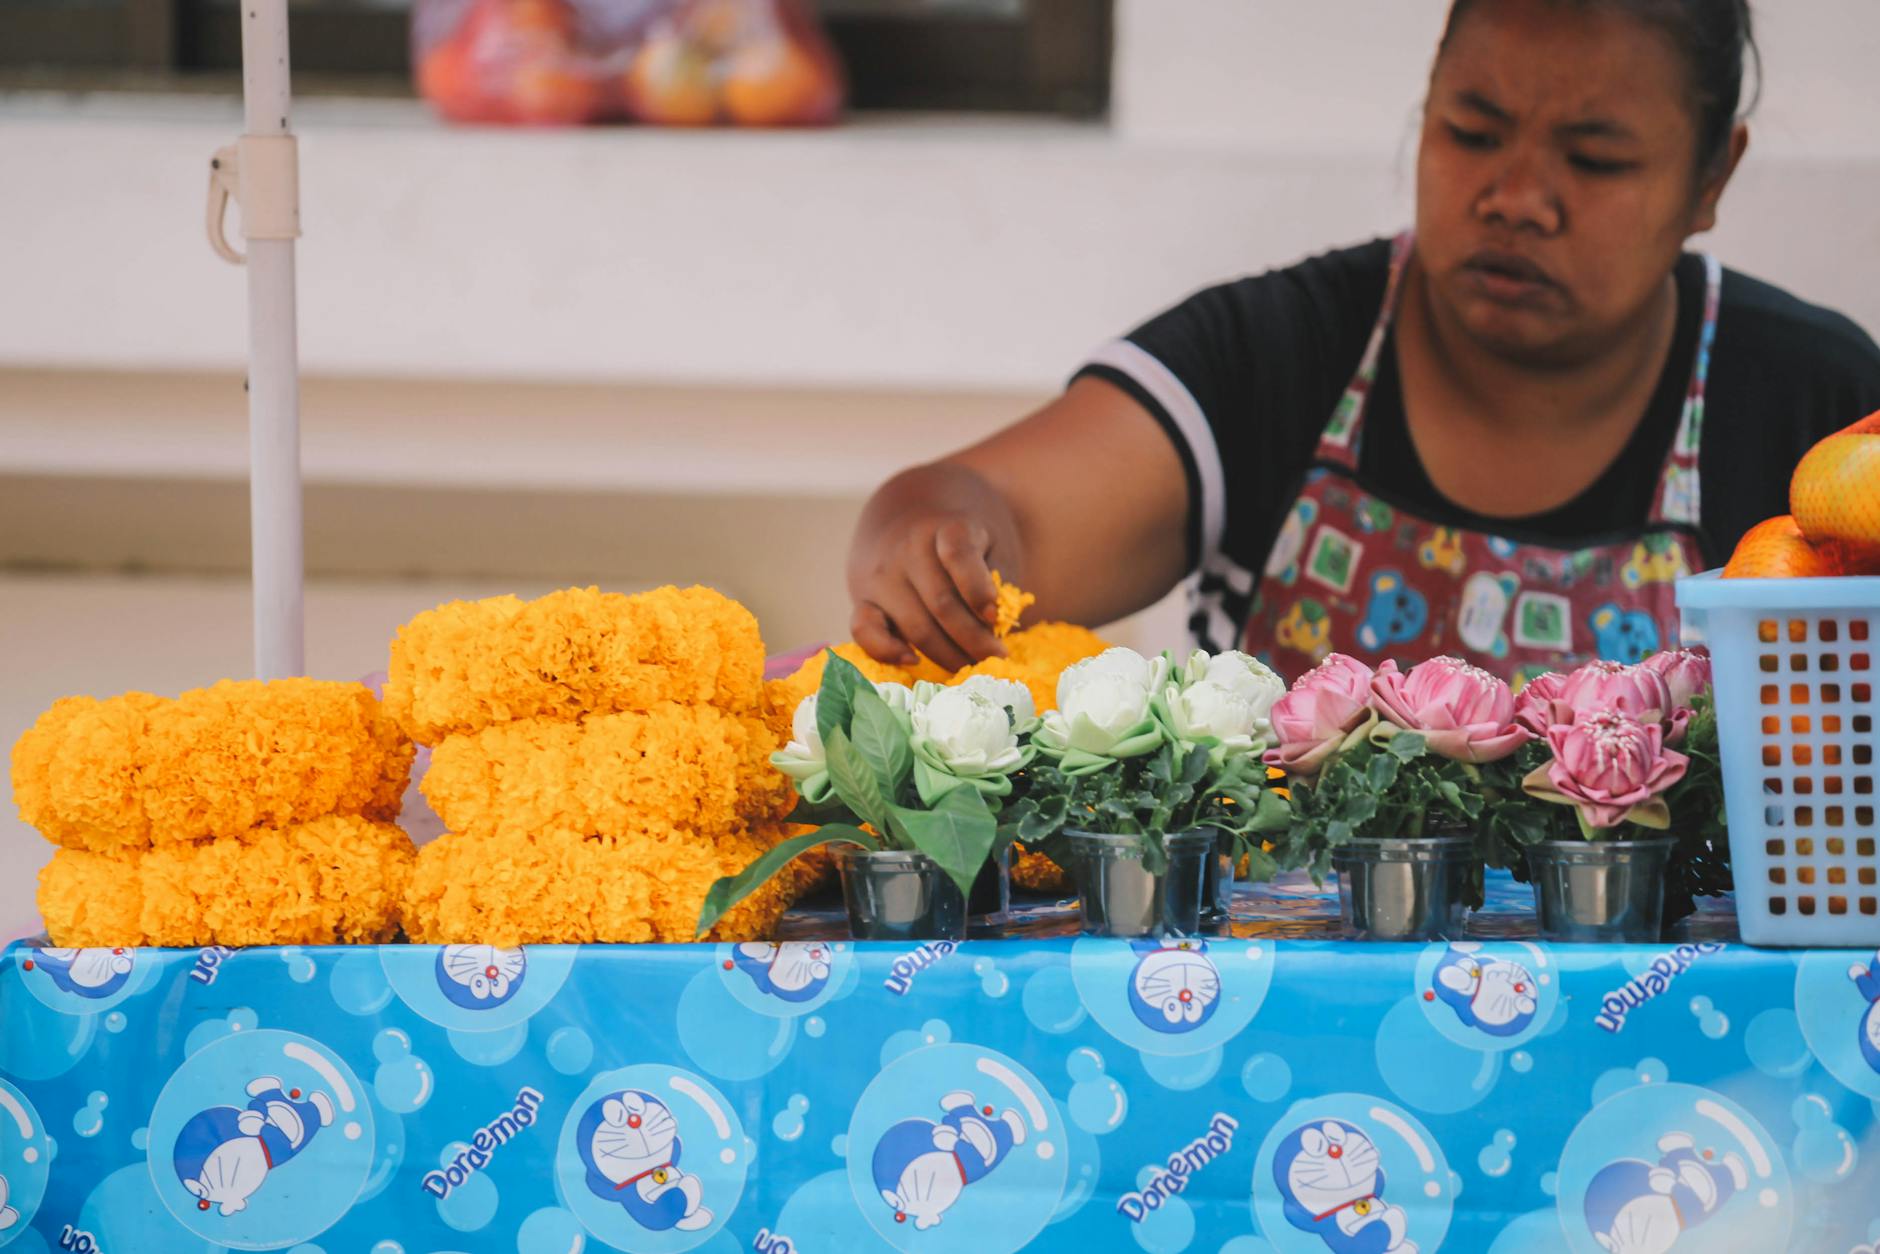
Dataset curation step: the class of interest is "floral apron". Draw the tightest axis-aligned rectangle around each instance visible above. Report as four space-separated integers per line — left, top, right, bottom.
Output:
1242 233 1720 688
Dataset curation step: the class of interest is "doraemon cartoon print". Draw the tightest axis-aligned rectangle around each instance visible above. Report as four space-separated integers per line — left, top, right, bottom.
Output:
1429 944 1537 1038
1848 951 1880 1072
871 1090 1027 1230
1582 1132 1747 1254
434 944 526 1010
730 942 833 1003
1273 1119 1418 1254
1128 939 1222 1034
23 946 134 999
171 1076 334 1216
576 1090 714 1232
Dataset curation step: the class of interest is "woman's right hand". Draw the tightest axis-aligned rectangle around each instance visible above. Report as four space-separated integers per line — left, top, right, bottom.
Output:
846 471 1020 671
845 376 1193 673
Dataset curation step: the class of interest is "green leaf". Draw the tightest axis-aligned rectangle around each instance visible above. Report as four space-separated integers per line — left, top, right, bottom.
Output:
1139 829 1169 876
1367 751 1401 793
1180 745 1211 786
1385 731 1429 763
816 649 871 745
1249 787 1292 832
824 727 887 833
850 685 913 806
786 793 854 826
891 788 998 902
695 824 877 937
1243 844 1279 884
1017 793 1070 842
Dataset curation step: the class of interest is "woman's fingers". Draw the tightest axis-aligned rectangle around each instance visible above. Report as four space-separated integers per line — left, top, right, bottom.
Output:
851 600 917 668
907 541 1006 664
933 518 1003 628
876 576 977 672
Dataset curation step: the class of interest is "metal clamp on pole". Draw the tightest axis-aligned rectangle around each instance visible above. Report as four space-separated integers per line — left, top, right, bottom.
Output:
206 134 301 264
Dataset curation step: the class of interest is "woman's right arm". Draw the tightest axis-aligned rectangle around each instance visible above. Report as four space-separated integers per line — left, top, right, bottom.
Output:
845 374 1192 670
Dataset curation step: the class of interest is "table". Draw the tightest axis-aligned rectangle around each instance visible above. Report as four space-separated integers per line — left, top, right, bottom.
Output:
2 873 1874 1254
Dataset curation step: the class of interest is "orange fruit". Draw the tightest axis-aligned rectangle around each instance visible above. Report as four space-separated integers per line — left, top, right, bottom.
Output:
721 38 834 126
510 62 604 125
1723 515 1844 579
1791 414 1880 549
417 41 484 119
623 35 717 126
1828 538 1880 575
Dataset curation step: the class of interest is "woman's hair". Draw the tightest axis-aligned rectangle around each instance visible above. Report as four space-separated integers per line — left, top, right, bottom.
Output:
1440 0 1761 176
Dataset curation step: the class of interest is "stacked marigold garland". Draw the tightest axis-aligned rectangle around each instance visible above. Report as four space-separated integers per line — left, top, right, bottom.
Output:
11 580 1105 944
391 585 811 944
16 680 416 945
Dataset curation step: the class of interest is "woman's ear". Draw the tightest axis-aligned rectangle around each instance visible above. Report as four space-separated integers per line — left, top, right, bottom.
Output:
1692 121 1751 234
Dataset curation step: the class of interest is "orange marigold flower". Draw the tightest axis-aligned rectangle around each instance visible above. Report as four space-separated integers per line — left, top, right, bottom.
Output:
763 642 917 738
989 571 1036 638
11 680 412 853
1003 621 1112 677
402 822 818 945
384 585 766 744
38 816 413 946
421 704 793 843
1012 844 1072 894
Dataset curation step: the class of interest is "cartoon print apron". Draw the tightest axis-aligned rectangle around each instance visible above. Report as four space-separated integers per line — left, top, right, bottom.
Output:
1242 233 1720 687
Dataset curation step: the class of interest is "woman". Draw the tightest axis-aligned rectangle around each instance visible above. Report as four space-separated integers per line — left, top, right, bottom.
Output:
845 0 1880 685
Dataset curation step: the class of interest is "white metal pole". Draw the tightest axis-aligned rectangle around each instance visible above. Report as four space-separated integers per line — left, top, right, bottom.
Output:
239 0 305 679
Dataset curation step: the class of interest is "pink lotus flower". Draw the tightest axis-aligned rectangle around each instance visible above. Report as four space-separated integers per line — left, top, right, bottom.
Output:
1513 672 1567 736
1523 710 1690 831
1370 657 1532 763
1264 653 1378 775
1643 648 1712 711
1553 660 1690 744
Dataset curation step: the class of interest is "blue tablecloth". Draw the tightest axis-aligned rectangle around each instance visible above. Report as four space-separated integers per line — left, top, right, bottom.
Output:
2 874 1877 1254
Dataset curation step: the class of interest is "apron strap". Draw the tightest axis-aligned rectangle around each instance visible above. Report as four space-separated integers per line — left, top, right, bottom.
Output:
1647 251 1721 529
1314 231 1414 470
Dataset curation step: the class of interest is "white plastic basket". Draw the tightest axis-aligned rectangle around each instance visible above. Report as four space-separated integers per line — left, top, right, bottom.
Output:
1677 570 1880 946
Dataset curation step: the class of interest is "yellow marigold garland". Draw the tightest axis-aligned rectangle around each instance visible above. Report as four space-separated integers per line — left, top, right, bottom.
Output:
38 816 413 946
421 704 793 843
402 822 818 945
1004 620 1114 678
12 679 412 853
989 570 1035 638
384 585 765 744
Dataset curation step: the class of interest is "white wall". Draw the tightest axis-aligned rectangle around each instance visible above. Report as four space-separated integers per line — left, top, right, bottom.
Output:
1 4 1876 394
1115 0 1880 161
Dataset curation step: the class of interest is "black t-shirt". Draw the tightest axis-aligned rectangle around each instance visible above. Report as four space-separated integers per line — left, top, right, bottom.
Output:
1078 238 1880 599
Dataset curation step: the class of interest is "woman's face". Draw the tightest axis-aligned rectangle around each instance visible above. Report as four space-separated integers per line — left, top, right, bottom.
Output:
1416 0 1737 364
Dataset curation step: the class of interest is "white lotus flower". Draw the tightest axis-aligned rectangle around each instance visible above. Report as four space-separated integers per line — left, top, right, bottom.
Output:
771 693 828 789
872 681 917 717
955 673 1037 729
1200 651 1284 742
1164 679 1261 757
1060 647 1166 703
1035 648 1167 771
913 688 1025 775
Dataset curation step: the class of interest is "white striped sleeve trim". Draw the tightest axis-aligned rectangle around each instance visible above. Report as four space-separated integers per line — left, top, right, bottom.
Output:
1085 338 1228 566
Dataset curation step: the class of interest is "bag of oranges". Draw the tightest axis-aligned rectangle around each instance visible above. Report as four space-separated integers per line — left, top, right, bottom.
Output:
413 0 845 127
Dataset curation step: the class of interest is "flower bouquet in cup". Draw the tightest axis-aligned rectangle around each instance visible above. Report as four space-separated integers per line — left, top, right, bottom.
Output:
1264 653 1536 937
1484 649 1728 940
696 650 1036 941
1003 647 1292 936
